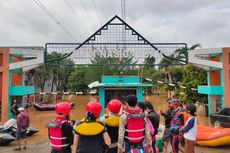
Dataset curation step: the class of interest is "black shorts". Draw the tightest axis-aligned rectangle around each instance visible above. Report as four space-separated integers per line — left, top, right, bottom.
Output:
162 128 171 142
16 130 27 140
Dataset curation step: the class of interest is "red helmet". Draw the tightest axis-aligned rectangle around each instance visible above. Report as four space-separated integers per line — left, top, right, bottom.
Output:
55 102 71 115
108 99 122 114
86 101 102 118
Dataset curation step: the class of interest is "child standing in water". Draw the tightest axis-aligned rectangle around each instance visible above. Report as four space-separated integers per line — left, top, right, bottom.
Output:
180 104 197 153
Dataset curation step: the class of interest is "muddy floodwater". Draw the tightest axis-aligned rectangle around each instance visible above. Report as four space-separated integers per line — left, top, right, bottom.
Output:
1 95 230 153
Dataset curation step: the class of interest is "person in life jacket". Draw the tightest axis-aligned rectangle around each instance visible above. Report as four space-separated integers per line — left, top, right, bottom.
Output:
72 101 111 153
100 99 122 153
169 99 184 153
117 94 153 153
46 102 73 153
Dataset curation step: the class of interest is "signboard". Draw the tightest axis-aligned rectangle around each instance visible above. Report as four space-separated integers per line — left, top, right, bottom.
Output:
45 16 187 66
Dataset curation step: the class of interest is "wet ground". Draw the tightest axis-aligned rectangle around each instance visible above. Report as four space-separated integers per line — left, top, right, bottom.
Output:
0 95 230 153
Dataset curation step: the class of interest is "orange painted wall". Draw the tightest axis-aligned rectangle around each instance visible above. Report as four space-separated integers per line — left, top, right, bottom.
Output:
0 48 9 122
0 53 3 66
0 73 2 100
209 55 221 86
0 54 2 100
210 70 221 85
12 56 22 86
222 48 230 107
12 73 22 86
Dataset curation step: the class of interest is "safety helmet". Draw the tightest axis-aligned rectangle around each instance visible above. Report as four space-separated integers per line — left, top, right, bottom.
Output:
55 102 71 116
86 101 102 118
108 99 122 114
168 98 181 106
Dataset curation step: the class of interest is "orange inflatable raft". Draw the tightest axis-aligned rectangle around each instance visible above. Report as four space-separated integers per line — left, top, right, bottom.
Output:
196 124 230 147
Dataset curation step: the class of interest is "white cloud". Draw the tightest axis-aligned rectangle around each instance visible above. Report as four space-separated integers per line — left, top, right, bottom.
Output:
0 0 229 48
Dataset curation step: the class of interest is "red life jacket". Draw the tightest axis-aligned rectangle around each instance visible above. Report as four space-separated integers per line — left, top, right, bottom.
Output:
46 117 69 150
125 109 145 143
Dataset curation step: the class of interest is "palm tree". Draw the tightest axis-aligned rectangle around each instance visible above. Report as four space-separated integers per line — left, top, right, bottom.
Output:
158 44 201 98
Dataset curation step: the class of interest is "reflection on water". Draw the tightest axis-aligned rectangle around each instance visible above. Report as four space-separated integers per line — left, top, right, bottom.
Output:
27 95 210 143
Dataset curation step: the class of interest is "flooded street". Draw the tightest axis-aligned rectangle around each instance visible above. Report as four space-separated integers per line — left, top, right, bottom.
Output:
0 95 229 153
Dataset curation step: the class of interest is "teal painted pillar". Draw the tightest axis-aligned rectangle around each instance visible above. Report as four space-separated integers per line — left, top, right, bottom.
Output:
208 95 211 116
220 54 224 108
8 55 13 119
99 87 105 116
137 87 143 102
22 72 25 106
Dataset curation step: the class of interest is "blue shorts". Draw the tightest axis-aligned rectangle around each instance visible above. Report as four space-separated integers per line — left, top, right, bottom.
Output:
16 130 27 140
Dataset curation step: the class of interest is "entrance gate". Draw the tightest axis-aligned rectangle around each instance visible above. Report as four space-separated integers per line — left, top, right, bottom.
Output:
45 15 187 66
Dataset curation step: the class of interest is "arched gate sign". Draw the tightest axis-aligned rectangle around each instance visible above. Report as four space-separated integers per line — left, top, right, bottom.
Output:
45 15 187 66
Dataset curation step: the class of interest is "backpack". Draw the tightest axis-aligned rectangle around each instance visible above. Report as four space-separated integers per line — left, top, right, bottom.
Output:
19 113 29 129
146 117 155 136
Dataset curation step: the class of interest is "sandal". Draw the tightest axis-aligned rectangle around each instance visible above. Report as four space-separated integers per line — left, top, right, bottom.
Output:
13 148 21 151
23 146 27 150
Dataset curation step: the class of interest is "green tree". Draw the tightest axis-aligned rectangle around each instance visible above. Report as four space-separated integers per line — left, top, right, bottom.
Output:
46 52 74 92
68 66 89 92
178 64 207 103
87 52 138 82
35 65 51 92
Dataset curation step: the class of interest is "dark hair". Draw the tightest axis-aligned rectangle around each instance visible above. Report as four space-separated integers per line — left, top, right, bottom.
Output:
179 103 183 108
167 98 172 102
126 94 137 107
71 120 76 125
86 112 96 121
186 104 196 116
145 101 154 111
137 102 146 112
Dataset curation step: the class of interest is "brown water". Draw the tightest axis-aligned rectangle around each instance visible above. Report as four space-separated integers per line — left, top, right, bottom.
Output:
27 95 210 143
2 95 230 153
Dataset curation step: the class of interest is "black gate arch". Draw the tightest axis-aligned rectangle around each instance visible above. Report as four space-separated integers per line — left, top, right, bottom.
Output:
45 15 187 66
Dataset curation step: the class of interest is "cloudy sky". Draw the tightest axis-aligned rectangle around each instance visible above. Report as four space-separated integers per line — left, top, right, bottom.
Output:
0 0 229 48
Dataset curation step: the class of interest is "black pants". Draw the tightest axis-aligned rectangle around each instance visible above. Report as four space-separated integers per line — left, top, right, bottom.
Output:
106 147 117 153
152 136 156 153
51 148 71 153
170 134 179 153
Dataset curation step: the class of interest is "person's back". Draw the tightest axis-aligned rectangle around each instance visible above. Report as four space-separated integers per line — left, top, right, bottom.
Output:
145 102 160 136
117 95 153 153
101 99 122 153
46 102 73 153
75 118 107 153
73 102 111 153
145 101 160 153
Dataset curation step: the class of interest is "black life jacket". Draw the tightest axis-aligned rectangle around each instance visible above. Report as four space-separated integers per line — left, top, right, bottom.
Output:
74 118 106 153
